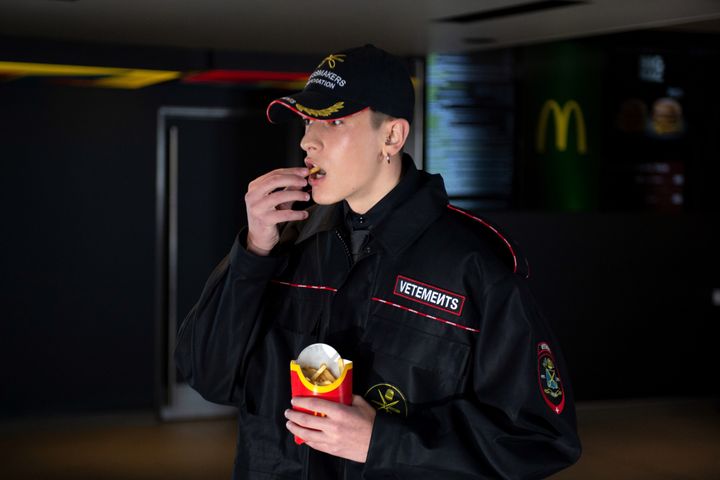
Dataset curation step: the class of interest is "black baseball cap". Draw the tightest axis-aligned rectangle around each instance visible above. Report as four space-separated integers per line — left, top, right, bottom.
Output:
266 44 414 124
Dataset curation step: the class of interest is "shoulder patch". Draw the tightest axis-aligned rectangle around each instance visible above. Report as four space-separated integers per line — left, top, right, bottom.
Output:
537 342 566 414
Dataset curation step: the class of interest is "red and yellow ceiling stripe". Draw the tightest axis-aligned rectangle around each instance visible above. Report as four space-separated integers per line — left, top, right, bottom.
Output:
0 61 311 89
0 61 182 89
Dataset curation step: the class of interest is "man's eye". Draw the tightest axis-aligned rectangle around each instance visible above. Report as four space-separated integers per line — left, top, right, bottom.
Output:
331 119 343 126
302 118 313 127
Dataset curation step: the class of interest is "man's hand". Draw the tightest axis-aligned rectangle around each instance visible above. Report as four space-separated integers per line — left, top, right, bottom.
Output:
285 395 377 463
245 167 310 256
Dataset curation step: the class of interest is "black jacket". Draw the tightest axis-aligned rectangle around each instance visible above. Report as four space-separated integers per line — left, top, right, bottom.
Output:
176 161 581 479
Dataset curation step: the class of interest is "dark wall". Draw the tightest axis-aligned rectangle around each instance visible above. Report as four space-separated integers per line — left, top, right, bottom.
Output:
484 212 719 401
0 80 283 417
1 84 153 414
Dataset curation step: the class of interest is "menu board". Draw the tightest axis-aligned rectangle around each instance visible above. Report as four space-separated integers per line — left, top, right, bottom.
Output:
426 51 515 210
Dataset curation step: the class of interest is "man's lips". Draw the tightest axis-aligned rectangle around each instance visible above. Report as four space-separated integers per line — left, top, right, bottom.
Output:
305 162 326 179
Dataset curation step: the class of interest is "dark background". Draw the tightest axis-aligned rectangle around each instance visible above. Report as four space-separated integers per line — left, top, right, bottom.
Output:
0 49 302 414
1 31 718 418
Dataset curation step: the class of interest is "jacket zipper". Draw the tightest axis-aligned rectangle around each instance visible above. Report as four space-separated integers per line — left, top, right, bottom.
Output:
335 229 353 268
311 230 353 344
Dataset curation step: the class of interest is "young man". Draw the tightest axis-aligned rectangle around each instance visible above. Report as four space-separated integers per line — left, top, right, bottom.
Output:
176 44 581 479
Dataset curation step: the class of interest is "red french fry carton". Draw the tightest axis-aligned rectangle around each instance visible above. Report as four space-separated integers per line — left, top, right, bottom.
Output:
289 343 353 445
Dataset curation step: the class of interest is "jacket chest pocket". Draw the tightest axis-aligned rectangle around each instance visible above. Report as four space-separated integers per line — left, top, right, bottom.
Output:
361 311 471 404
265 284 329 334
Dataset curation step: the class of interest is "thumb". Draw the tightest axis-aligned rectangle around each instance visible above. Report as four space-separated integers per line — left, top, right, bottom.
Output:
352 395 370 408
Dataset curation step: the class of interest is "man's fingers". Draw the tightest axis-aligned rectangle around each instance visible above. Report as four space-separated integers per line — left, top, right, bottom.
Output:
270 167 310 178
244 167 310 255
285 409 327 430
352 395 373 410
248 172 308 198
253 167 309 184
291 397 345 417
260 209 308 225
251 189 310 212
286 421 324 444
284 399 375 463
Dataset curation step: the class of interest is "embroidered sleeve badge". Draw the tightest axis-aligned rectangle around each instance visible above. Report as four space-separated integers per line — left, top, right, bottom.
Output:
537 342 566 414
364 383 408 417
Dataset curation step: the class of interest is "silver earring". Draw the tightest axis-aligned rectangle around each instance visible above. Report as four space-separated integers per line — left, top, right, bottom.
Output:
386 154 391 164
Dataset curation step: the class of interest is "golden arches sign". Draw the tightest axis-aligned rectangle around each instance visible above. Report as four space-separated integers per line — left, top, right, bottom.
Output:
536 100 587 154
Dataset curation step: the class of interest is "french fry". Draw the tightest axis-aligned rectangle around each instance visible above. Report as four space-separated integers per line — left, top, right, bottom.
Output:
310 363 328 382
308 166 321 176
300 362 339 386
320 369 335 383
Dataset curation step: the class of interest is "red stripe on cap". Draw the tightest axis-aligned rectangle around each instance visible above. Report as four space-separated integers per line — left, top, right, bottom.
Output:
372 297 480 333
270 279 338 292
446 204 519 275
267 99 309 123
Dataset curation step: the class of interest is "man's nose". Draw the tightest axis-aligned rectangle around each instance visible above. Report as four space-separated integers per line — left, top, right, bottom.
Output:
300 123 320 152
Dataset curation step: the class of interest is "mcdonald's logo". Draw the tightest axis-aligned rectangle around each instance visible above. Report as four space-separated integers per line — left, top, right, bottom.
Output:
536 100 587 154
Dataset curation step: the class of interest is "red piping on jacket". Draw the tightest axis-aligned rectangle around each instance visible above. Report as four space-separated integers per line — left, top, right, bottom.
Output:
270 280 338 292
372 297 480 334
446 204 518 275
270 283 479 333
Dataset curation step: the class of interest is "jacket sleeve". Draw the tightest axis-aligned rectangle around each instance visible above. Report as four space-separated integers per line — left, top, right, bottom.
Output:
363 274 581 479
174 229 287 406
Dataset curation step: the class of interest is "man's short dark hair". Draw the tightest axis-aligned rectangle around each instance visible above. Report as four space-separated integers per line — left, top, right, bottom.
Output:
370 108 394 130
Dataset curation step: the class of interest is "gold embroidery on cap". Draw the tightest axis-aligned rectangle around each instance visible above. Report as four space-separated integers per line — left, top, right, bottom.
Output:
295 101 345 118
317 54 346 69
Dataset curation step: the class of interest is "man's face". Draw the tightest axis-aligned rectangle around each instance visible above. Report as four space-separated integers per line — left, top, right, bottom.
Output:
301 109 388 213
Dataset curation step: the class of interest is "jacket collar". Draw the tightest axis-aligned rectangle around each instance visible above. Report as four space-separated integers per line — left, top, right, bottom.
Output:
371 171 447 256
294 202 343 245
294 156 448 256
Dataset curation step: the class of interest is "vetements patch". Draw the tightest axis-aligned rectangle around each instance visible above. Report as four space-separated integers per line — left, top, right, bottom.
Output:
393 275 465 316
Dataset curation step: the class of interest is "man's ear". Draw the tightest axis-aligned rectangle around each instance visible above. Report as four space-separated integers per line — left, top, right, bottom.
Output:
383 118 411 156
